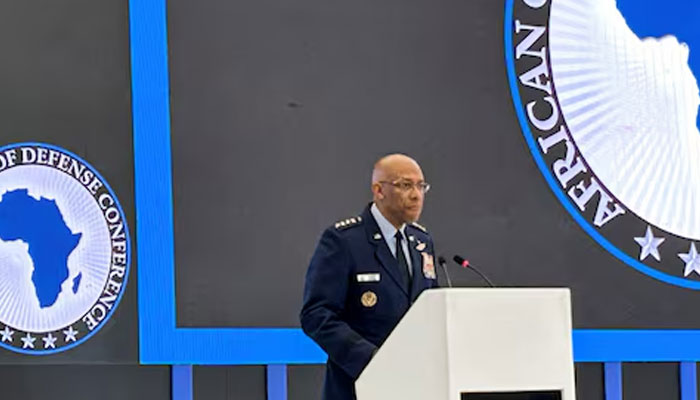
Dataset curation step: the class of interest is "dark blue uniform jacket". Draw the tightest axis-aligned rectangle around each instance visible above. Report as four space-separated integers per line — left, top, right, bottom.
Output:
300 204 438 400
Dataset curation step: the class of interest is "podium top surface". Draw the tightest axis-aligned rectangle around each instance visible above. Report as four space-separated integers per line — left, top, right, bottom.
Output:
425 287 571 298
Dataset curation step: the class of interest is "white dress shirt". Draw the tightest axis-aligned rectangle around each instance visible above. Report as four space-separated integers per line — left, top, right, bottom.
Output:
370 203 413 276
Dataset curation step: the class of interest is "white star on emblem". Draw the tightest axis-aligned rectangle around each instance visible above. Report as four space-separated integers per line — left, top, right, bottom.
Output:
42 333 57 349
63 326 78 343
679 243 700 277
634 226 665 261
0 326 14 343
20 333 36 349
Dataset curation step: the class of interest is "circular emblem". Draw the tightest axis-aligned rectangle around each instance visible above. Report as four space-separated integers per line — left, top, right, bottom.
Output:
506 0 700 288
0 143 131 354
361 291 377 308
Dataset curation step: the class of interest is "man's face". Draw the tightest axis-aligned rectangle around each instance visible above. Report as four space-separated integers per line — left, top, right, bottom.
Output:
379 162 425 225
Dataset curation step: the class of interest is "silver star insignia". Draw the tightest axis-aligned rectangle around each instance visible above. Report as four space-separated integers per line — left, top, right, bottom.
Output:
634 226 665 261
63 326 78 343
42 333 57 349
0 326 14 343
20 333 36 349
679 243 700 277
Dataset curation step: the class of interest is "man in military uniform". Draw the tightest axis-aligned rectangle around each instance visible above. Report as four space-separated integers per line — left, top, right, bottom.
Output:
300 154 438 400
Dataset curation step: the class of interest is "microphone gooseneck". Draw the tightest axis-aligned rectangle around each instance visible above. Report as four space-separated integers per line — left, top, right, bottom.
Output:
452 255 495 288
437 256 453 288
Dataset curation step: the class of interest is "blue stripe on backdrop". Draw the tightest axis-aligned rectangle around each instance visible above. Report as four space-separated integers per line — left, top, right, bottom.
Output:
128 0 180 363
604 362 622 400
172 366 193 400
573 331 700 361
267 365 288 400
681 362 697 400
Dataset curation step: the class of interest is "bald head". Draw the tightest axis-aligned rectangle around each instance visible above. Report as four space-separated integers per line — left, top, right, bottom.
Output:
371 154 423 185
371 154 426 227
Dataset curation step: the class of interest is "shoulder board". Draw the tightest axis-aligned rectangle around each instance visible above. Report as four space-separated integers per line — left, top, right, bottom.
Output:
411 221 428 233
334 216 363 230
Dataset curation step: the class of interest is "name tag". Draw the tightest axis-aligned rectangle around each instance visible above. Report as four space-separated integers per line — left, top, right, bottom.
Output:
356 273 381 282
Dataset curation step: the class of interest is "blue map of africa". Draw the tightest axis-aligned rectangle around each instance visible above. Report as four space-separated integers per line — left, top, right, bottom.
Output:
617 0 700 126
0 189 82 308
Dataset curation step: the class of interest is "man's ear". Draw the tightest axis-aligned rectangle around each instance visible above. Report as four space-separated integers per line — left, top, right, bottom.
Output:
371 182 384 200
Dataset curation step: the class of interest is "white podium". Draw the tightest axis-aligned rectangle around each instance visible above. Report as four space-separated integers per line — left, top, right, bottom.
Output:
355 288 575 400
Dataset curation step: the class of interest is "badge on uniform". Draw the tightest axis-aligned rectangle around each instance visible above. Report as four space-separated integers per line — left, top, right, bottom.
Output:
415 241 426 251
356 273 381 282
361 291 377 307
421 252 436 279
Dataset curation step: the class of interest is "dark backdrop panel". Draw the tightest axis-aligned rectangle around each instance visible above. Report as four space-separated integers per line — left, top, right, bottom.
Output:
169 0 700 328
574 363 604 400
0 365 170 400
623 363 680 400
289 364 324 400
0 0 136 362
194 365 266 400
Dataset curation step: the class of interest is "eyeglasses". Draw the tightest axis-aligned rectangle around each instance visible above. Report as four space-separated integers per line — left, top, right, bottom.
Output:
379 180 431 194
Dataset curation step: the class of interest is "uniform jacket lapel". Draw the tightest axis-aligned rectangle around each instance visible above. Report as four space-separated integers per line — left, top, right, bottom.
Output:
362 206 410 297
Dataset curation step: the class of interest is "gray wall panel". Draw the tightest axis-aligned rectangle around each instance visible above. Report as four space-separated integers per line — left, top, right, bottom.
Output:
0 365 169 400
193 365 227 400
623 363 679 400
194 365 267 400
289 364 324 400
574 363 604 400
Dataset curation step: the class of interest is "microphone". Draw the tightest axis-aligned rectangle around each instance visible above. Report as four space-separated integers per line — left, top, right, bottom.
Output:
453 255 495 288
437 256 453 288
